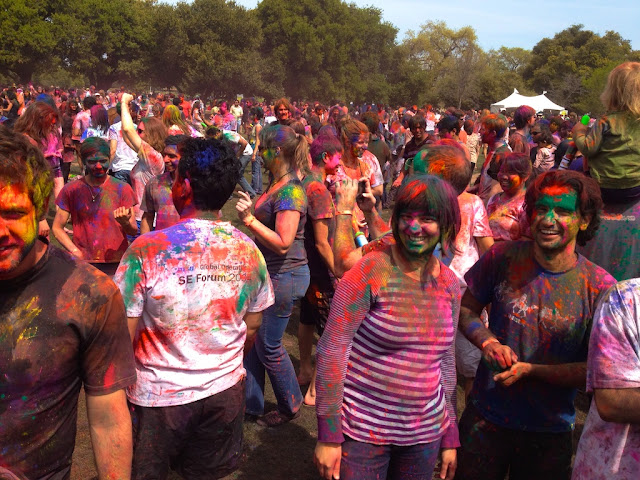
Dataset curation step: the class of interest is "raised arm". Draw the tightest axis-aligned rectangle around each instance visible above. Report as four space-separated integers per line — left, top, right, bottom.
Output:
332 179 362 278
120 93 142 153
359 177 390 240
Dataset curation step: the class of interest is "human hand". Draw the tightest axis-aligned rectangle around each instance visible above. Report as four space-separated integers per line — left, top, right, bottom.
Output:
482 340 518 372
392 172 404 188
121 93 133 105
493 362 532 386
335 178 358 211
314 442 342 480
439 448 457 480
356 177 376 213
235 191 254 222
113 206 134 227
38 218 50 239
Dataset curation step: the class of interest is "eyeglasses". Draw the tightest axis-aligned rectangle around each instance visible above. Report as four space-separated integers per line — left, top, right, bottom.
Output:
137 128 145 134
531 131 541 135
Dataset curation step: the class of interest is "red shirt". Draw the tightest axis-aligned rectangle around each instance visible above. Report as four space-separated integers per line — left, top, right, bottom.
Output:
56 176 136 263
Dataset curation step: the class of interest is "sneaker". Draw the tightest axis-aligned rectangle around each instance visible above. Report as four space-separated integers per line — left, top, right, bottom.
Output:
256 409 300 427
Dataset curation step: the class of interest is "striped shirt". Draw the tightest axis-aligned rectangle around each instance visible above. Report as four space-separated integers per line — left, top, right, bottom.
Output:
316 246 460 447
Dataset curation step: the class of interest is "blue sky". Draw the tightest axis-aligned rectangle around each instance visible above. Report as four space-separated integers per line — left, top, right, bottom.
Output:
171 0 639 51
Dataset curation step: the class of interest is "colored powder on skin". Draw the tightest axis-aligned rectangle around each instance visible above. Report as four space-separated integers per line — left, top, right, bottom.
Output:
104 363 116 387
535 190 578 216
536 185 578 212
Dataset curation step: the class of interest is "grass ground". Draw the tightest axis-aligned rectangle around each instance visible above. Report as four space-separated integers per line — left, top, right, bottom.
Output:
59 165 588 479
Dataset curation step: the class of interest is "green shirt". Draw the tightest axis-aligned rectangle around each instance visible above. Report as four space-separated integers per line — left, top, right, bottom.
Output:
574 111 640 189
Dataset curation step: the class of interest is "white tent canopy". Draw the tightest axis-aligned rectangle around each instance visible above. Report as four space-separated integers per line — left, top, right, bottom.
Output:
490 89 564 113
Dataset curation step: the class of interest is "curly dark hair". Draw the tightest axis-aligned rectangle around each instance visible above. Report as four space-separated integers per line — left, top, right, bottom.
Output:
177 137 240 211
524 170 602 246
0 125 53 218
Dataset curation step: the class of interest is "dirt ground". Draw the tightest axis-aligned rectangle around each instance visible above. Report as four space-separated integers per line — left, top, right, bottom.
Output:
57 167 589 479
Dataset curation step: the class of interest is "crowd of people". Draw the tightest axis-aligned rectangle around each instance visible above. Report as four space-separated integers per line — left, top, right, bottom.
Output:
2 60 640 480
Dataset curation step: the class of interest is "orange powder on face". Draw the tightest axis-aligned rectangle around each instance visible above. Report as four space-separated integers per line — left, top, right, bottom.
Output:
541 185 572 197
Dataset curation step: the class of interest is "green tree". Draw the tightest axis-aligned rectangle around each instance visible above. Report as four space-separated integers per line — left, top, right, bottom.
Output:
145 0 268 98
471 49 534 109
52 0 152 88
0 0 58 81
256 0 398 102
399 21 482 107
522 24 634 109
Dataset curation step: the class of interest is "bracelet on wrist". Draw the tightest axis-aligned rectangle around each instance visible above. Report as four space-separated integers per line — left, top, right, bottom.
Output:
336 210 353 216
481 338 500 350
243 215 256 227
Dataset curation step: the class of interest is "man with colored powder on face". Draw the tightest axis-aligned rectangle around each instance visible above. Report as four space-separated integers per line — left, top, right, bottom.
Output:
454 170 617 480
139 134 187 234
114 137 274 479
571 277 640 479
0 126 135 479
52 137 138 277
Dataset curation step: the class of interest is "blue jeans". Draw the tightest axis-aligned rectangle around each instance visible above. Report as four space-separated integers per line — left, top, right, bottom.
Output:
251 156 263 195
237 154 256 197
244 264 310 416
341 436 442 480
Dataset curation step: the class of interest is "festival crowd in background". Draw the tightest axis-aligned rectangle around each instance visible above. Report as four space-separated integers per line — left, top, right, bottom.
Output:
1 61 640 480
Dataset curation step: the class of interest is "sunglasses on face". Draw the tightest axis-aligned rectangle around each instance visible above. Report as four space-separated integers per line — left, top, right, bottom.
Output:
137 128 145 134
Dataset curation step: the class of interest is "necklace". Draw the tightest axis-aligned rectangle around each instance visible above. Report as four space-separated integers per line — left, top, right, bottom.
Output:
83 178 101 202
268 170 294 191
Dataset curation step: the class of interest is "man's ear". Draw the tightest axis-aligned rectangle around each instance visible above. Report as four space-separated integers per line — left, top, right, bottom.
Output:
579 214 592 231
175 173 193 200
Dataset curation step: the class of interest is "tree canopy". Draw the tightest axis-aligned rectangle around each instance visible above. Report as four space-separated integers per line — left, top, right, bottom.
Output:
1 1 638 111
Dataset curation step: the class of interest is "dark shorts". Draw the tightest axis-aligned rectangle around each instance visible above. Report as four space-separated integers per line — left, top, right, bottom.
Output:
299 281 334 335
454 402 572 480
130 378 245 480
